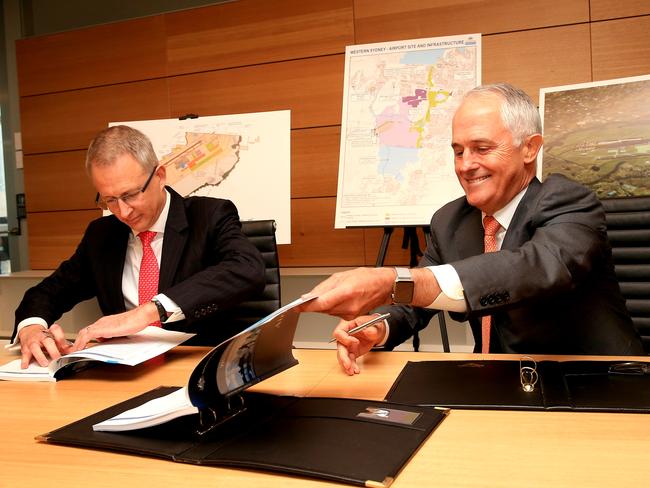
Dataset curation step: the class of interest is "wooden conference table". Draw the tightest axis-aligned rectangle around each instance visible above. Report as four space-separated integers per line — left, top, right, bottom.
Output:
1 346 648 488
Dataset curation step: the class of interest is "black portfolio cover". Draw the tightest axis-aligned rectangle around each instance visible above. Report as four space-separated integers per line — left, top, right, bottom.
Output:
385 360 650 413
39 386 448 487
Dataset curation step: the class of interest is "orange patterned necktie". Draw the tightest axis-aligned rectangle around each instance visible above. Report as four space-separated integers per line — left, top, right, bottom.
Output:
138 231 161 326
481 216 501 353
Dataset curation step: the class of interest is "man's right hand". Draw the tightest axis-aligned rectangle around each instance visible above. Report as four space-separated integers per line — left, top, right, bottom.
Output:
299 267 396 320
18 324 71 369
332 315 387 376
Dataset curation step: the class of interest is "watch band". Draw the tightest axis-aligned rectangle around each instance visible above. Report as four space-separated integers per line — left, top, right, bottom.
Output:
394 267 412 281
151 298 170 323
392 267 414 304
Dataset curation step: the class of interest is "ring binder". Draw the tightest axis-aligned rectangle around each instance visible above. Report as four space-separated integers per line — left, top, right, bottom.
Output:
195 394 246 437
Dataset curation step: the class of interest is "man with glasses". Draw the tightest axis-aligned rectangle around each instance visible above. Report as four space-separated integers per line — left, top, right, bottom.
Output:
11 125 266 368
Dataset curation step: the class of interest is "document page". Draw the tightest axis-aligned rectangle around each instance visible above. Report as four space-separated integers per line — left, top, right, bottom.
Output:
0 360 55 382
0 327 195 381
93 387 198 431
61 327 195 366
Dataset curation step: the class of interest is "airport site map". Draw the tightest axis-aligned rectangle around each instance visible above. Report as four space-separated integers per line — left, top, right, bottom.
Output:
159 131 242 196
335 34 481 228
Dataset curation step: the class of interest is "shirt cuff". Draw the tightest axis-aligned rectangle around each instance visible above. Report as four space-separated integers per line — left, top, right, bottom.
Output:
424 265 467 312
8 318 48 348
374 320 390 348
153 293 185 323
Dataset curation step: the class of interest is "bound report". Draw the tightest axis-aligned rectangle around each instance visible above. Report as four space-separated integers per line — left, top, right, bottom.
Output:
38 297 449 487
0 326 195 382
385 360 650 413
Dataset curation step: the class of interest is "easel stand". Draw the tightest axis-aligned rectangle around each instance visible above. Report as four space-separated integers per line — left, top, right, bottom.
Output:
375 226 450 353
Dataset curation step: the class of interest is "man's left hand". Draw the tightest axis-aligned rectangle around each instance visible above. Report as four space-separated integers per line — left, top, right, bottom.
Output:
332 315 387 375
70 302 159 351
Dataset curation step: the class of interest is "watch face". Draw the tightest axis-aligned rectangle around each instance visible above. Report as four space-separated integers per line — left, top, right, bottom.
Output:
393 281 415 304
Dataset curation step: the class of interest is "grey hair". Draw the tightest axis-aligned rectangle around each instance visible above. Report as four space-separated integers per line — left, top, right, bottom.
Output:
463 83 542 146
85 125 158 174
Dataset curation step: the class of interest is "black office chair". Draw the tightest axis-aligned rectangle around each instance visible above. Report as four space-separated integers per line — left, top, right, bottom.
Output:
601 197 650 354
237 219 281 323
183 219 280 346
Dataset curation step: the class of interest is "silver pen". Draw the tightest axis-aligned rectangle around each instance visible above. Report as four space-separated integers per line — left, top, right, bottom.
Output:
328 313 391 343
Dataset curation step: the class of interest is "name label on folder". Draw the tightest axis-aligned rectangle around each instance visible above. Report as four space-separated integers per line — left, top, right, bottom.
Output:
357 406 421 425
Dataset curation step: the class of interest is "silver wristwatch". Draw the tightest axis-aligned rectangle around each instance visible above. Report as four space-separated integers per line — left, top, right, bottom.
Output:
391 267 414 304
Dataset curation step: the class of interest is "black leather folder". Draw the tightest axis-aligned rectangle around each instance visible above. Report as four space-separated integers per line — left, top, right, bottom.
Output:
385 360 650 413
39 386 448 487
36 298 451 486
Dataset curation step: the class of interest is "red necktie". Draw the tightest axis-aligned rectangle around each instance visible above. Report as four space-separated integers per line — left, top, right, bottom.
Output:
138 231 161 326
481 216 501 353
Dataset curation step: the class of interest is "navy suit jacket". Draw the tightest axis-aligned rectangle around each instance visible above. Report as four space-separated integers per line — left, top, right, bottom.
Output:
13 187 265 345
381 174 644 355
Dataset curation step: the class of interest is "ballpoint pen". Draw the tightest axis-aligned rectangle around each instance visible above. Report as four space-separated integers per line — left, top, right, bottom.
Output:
328 313 391 343
608 361 650 375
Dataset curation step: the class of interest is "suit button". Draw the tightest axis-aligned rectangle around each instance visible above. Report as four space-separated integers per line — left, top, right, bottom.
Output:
503 291 510 301
480 297 488 307
487 295 496 305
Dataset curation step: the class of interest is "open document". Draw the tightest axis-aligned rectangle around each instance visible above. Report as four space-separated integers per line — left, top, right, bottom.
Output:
0 326 195 382
93 296 313 431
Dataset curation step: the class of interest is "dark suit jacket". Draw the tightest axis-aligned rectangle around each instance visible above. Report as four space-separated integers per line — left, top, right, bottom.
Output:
381 174 644 355
13 187 266 345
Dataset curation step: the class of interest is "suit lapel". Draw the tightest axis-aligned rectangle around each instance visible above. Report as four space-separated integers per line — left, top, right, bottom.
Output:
159 188 189 290
101 219 130 313
454 204 484 259
502 177 541 250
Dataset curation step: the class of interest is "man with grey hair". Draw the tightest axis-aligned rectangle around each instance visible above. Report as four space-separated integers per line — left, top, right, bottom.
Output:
12 125 265 368
301 82 643 373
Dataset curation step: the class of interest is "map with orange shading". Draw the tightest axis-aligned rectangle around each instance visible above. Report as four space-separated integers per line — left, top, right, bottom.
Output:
161 132 242 193
110 110 292 244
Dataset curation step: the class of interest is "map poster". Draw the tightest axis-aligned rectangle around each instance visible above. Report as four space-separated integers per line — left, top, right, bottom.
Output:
540 74 650 198
110 110 291 244
335 33 481 228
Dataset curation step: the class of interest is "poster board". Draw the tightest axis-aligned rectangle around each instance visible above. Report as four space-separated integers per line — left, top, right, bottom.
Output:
335 34 481 228
110 110 292 243
539 74 650 198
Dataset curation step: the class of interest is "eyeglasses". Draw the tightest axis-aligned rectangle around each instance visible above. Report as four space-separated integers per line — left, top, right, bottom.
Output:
95 166 157 211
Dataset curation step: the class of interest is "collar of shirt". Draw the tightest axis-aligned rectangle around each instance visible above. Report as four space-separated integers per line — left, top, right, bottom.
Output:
130 187 171 239
482 185 529 250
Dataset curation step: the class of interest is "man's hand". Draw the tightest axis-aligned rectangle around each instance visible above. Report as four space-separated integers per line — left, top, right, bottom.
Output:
300 267 396 319
300 267 443 320
18 323 72 368
332 314 387 375
70 302 159 352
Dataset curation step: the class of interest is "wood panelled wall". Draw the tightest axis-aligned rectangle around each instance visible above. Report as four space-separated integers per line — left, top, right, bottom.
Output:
16 0 650 269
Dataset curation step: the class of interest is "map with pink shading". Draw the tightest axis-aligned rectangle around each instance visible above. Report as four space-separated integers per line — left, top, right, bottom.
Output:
336 34 481 228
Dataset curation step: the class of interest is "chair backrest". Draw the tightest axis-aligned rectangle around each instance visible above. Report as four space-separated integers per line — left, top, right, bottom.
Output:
237 219 281 325
601 197 650 354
